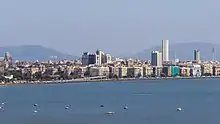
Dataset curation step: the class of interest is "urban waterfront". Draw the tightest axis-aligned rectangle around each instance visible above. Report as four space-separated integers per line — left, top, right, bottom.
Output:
1 79 220 124
1 40 220 85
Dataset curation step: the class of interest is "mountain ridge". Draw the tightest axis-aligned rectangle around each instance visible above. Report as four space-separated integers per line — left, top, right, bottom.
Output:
0 45 77 60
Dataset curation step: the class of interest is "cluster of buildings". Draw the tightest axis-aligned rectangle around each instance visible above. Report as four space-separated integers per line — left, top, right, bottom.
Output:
79 40 220 79
0 41 220 83
82 50 112 66
151 40 202 67
150 40 218 77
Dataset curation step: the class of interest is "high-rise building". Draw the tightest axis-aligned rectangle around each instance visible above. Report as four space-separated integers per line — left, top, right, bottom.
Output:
212 47 215 61
104 54 112 64
96 50 105 66
4 52 12 62
82 52 97 65
194 49 200 61
82 52 89 65
162 40 169 62
88 54 97 65
151 51 162 67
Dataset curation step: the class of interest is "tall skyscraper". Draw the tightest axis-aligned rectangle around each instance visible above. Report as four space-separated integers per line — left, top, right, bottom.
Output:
96 50 105 65
162 40 169 62
194 49 200 61
104 54 112 64
212 47 215 61
151 51 162 67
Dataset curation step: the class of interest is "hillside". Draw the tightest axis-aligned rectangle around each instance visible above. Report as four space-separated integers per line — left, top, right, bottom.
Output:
0 45 77 60
134 42 219 60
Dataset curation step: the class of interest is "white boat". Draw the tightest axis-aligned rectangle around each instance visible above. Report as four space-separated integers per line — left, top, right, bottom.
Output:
105 112 116 115
176 108 182 111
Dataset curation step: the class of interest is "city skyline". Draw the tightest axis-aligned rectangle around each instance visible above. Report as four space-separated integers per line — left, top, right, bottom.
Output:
1 1 220 123
0 41 219 61
0 0 219 56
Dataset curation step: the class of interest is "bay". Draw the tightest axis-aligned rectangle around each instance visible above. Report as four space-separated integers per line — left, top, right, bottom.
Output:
0 79 220 124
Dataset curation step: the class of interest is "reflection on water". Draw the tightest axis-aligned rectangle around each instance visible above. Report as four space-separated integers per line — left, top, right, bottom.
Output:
133 92 153 96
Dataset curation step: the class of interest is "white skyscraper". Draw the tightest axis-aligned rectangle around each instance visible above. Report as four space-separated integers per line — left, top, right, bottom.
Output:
104 54 112 64
96 50 105 66
162 40 169 62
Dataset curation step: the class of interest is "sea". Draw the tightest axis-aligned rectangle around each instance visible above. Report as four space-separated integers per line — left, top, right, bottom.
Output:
0 79 220 124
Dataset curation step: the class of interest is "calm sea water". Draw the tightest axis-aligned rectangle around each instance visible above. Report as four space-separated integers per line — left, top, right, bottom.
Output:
0 79 220 124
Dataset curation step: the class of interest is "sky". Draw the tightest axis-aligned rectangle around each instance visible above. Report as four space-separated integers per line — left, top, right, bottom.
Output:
0 0 219 56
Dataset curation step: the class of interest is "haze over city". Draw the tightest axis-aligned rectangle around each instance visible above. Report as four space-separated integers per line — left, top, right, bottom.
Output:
0 0 219 56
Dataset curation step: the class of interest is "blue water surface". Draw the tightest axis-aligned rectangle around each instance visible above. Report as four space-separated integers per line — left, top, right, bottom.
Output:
0 79 220 124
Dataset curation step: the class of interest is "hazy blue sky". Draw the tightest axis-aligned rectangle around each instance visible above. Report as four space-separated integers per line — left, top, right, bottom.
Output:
0 0 219 56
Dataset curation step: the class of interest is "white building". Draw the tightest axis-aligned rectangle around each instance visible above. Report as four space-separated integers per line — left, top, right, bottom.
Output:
162 40 169 62
104 54 112 64
96 50 105 66
119 67 127 78
189 64 201 77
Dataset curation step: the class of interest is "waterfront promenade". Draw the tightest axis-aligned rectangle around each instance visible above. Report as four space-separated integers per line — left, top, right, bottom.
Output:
1 52 220 86
2 76 220 86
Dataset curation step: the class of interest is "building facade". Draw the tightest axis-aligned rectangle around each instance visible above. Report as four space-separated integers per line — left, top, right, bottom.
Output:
194 49 200 61
82 52 97 66
151 51 162 67
96 50 105 66
104 54 112 64
162 40 169 62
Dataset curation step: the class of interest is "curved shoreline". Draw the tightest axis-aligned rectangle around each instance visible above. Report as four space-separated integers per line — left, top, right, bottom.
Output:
1 76 220 86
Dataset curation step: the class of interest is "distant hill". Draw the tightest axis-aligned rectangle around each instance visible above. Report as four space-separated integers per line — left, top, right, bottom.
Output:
134 42 219 60
0 45 77 60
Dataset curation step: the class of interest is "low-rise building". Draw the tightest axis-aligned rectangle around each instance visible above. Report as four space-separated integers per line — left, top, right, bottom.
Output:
171 66 180 77
179 67 190 77
0 61 5 74
44 67 58 75
152 67 162 77
162 66 172 77
143 66 152 77
213 65 220 76
127 67 143 78
119 67 127 78
189 64 201 77
109 67 120 78
30 67 40 75
201 64 213 76
89 67 109 77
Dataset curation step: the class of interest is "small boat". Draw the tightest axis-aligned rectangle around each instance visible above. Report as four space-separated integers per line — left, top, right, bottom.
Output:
65 106 70 109
176 108 182 111
105 112 116 115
